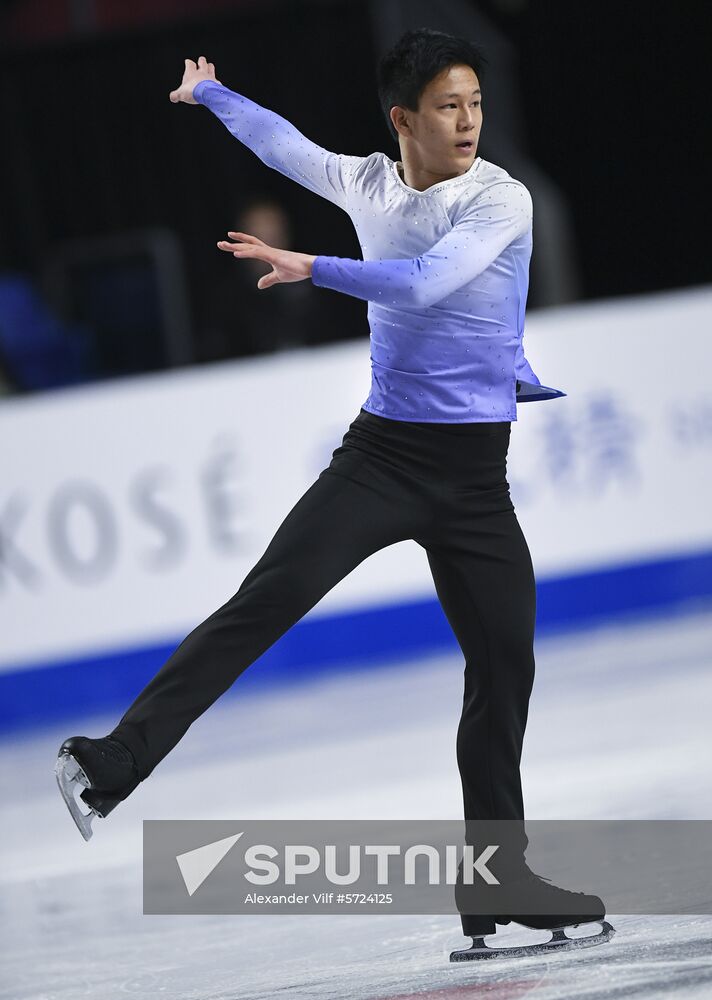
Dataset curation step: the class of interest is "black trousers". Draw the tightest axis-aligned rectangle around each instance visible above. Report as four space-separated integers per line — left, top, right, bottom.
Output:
111 408 537 911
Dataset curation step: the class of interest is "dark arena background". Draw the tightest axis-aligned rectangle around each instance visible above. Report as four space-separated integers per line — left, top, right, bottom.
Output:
1 2 711 998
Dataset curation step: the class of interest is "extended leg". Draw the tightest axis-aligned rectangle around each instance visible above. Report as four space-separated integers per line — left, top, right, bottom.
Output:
108 467 416 780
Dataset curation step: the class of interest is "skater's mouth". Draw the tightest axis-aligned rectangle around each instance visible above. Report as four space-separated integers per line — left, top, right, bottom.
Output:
455 140 474 150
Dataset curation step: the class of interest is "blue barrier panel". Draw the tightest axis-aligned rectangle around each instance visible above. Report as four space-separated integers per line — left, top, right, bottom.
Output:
2 547 712 732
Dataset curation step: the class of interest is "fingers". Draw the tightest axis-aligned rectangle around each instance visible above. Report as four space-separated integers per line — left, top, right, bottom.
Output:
184 56 213 71
257 270 279 290
182 56 214 75
227 231 265 245
215 236 280 288
217 232 273 265
216 240 265 260
197 56 218 76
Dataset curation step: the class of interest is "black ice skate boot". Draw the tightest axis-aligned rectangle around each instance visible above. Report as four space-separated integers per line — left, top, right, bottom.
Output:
55 736 140 841
451 871 615 961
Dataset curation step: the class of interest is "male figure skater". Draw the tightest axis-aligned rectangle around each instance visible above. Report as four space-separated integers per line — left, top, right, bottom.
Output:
56 30 612 959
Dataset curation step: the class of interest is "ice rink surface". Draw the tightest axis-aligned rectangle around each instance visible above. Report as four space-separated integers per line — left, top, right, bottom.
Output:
2 606 712 999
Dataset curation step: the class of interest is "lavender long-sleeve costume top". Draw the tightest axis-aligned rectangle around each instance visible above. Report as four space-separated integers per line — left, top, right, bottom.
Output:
194 80 565 422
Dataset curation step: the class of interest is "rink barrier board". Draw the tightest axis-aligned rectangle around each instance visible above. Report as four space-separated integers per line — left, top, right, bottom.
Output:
1 545 711 732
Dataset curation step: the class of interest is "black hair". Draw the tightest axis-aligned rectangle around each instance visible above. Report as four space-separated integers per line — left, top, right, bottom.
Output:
377 28 488 143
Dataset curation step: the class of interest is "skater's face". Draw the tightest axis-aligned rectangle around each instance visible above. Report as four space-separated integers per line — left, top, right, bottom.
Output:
390 64 482 173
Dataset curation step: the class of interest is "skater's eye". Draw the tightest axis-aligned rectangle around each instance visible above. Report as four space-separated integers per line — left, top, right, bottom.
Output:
439 102 480 109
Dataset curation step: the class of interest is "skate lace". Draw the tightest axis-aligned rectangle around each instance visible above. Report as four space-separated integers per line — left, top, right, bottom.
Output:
526 872 586 897
101 737 136 767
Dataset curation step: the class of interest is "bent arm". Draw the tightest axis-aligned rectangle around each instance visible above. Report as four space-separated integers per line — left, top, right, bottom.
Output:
311 182 532 308
193 80 354 210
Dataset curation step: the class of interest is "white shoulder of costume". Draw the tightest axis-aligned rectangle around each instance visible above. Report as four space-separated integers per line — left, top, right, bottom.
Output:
469 159 530 197
451 159 532 225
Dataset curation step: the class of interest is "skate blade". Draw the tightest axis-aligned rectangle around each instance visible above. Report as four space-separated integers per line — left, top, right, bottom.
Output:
450 920 616 962
55 752 98 842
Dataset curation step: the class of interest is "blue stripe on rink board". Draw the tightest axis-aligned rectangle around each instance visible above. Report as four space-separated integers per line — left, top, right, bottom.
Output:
2 548 712 732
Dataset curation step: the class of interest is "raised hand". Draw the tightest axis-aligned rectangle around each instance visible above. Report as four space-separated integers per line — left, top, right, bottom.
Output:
169 56 222 104
217 232 316 289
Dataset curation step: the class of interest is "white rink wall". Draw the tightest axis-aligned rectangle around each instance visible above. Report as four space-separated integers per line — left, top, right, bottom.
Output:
1 285 711 726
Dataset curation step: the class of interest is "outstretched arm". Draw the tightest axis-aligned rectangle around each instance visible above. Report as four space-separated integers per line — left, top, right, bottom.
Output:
310 182 533 309
217 182 532 308
170 56 356 210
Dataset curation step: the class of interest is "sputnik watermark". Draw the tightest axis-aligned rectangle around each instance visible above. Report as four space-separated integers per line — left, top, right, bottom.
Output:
147 819 712 916
175 834 499 897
